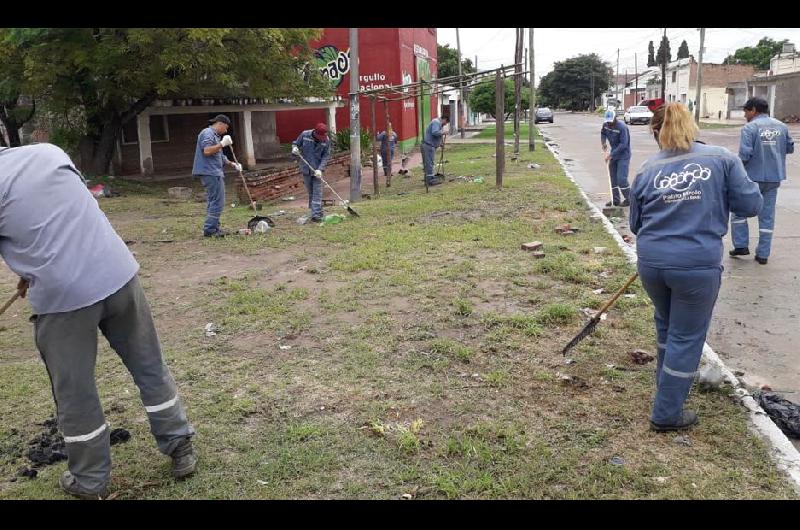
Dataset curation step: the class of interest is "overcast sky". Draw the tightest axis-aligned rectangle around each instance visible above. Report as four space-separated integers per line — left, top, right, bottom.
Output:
437 28 800 82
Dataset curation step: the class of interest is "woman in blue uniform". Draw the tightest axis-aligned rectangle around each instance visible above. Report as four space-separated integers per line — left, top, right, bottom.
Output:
629 103 762 431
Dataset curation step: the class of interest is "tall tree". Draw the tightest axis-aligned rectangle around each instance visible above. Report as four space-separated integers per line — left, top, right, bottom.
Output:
677 40 690 59
468 77 529 120
437 44 476 79
9 28 332 176
0 30 36 147
647 41 657 67
536 54 611 111
724 37 790 70
657 35 672 67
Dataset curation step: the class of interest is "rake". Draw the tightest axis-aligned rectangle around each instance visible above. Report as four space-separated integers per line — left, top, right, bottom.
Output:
561 272 639 355
226 148 261 212
294 152 360 217
0 288 24 317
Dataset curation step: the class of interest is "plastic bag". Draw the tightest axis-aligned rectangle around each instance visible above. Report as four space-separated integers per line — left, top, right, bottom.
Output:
754 391 800 438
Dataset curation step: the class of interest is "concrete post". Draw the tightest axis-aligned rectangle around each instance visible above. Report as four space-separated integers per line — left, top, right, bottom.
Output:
242 110 256 169
326 103 337 134
137 113 153 176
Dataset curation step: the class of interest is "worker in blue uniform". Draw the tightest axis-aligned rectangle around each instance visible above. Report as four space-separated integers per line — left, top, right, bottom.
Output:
601 108 632 207
629 103 762 431
729 97 795 265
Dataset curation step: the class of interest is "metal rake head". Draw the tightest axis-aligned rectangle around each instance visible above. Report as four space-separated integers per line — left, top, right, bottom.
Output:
561 317 600 355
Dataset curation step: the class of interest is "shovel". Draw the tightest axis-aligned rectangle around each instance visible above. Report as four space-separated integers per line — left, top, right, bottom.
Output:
294 152 360 217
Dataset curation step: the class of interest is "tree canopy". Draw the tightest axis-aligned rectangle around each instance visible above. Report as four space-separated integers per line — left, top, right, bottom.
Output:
677 40 690 59
724 37 790 70
647 41 656 67
468 77 529 119
2 28 332 174
437 44 476 80
536 54 611 111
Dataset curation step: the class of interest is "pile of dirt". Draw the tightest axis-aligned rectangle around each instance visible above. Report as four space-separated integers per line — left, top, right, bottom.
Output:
26 417 67 467
6 418 132 482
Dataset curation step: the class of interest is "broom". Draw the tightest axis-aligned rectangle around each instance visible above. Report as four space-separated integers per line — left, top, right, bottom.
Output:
561 272 639 355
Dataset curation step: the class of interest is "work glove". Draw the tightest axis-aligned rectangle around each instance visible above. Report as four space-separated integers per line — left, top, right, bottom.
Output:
220 135 233 148
232 162 243 172
314 169 322 179
291 145 300 155
17 277 28 298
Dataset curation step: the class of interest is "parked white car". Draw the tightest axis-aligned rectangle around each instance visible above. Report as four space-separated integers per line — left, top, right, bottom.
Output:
624 105 653 125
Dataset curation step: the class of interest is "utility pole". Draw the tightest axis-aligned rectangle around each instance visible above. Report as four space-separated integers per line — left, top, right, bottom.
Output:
624 69 628 108
349 28 361 203
523 46 528 120
513 28 523 159
635 53 638 104
661 28 668 101
616 48 620 105
456 27 465 139
590 71 594 111
528 27 535 151
496 67 504 189
695 27 705 125
475 56 478 70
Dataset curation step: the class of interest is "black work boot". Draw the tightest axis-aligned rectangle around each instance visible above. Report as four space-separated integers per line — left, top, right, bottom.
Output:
729 247 750 257
650 410 698 432
170 438 197 480
755 255 768 265
59 471 109 500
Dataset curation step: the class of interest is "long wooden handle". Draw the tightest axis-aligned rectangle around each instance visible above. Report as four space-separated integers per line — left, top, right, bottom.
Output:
229 149 257 207
596 272 639 318
0 291 21 317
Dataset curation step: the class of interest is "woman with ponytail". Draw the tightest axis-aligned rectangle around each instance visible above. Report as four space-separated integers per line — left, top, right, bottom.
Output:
629 103 763 431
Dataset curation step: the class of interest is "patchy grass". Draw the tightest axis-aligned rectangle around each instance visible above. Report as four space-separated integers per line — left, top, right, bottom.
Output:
0 141 795 499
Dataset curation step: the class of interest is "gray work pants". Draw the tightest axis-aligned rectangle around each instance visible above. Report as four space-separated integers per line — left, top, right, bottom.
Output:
34 275 195 491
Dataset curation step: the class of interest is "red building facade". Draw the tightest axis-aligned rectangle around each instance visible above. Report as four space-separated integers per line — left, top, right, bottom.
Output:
275 28 439 153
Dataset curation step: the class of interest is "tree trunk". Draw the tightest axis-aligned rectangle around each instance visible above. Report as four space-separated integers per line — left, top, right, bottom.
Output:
0 99 34 147
82 92 156 176
86 117 121 176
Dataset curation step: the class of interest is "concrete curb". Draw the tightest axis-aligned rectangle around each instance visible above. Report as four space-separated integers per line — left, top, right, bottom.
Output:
541 132 800 493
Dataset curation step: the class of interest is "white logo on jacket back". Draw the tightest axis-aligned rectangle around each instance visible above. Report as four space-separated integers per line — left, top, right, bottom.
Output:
760 128 781 144
653 163 712 192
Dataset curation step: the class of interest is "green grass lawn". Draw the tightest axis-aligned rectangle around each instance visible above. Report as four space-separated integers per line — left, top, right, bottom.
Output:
0 142 795 499
474 123 543 140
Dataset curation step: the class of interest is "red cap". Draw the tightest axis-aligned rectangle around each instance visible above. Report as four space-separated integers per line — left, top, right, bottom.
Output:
313 123 328 141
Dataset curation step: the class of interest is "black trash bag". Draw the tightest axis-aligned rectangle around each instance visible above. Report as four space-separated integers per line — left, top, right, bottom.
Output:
754 391 800 438
247 216 275 230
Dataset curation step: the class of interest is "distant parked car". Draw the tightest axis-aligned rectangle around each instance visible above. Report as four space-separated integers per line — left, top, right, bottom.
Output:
534 107 554 124
639 98 665 113
624 105 654 125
